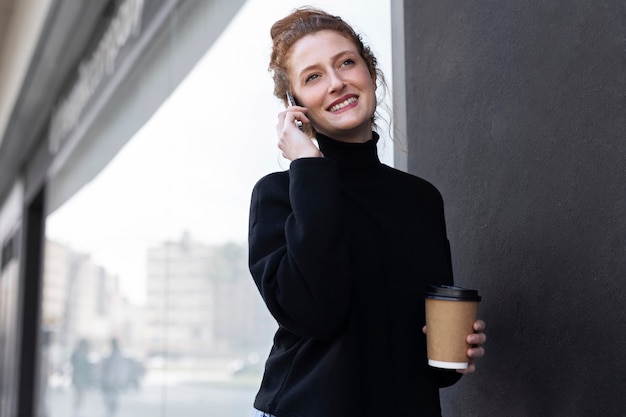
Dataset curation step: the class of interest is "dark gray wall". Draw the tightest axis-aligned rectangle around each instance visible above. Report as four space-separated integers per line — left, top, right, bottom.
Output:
400 1 625 416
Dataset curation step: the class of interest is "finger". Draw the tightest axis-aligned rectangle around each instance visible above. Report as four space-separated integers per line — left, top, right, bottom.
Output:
457 364 475 374
467 346 484 359
473 320 486 332
286 111 310 126
277 116 306 139
457 359 476 374
421 325 427 334
276 112 289 135
467 332 486 345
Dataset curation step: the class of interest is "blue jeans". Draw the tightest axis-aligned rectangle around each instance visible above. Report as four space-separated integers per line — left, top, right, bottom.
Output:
251 409 276 417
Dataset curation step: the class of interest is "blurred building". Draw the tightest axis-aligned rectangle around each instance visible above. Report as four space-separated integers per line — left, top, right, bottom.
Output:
145 233 272 359
43 240 119 347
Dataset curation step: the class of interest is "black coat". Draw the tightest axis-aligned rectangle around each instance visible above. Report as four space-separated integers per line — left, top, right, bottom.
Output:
248 132 461 417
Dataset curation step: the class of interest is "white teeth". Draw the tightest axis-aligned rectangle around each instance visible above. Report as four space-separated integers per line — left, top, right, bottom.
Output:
330 97 357 112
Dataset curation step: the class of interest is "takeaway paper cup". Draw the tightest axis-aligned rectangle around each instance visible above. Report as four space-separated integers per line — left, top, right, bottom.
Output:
424 285 481 369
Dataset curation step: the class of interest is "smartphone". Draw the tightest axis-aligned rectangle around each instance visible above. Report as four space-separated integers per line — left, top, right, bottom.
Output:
286 92 304 131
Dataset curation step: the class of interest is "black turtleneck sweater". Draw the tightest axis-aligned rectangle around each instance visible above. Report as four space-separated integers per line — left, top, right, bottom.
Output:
248 132 461 417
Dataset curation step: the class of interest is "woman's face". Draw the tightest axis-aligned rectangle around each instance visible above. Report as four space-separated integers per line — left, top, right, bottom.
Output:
287 30 377 143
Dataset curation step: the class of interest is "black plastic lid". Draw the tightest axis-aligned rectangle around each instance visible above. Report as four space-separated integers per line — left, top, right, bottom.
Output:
424 284 482 302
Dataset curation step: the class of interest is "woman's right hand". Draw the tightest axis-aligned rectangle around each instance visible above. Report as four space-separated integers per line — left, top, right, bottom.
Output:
276 106 321 161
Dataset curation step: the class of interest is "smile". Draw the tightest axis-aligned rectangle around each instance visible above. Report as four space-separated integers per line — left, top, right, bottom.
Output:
328 96 357 113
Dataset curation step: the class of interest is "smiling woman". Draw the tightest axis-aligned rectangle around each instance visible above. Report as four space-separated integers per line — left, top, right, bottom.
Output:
248 7 486 417
38 1 392 417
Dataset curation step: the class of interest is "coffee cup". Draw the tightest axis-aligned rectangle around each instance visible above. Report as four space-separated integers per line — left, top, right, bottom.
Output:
424 284 481 369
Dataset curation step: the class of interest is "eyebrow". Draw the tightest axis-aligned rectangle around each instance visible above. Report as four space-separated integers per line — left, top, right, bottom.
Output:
297 50 356 77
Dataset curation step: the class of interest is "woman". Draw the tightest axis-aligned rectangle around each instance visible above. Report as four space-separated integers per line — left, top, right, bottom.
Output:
248 7 486 417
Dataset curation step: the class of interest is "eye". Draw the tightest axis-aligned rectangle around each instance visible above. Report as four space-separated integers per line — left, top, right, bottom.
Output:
341 59 355 67
305 73 320 83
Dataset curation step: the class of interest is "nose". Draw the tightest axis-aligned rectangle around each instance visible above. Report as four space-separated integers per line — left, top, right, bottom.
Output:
327 69 346 93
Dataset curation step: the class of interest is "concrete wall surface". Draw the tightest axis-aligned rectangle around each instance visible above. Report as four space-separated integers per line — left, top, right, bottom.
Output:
401 1 625 415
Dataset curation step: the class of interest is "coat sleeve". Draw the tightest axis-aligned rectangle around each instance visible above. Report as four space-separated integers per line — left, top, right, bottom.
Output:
248 158 353 339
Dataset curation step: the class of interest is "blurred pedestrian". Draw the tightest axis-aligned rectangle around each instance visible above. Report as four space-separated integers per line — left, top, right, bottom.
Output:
100 338 127 416
70 339 91 413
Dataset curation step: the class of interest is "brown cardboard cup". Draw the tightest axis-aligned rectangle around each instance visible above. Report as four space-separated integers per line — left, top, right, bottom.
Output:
425 285 481 369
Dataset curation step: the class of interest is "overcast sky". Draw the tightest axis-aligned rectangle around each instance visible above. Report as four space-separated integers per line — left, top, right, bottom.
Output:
46 0 392 303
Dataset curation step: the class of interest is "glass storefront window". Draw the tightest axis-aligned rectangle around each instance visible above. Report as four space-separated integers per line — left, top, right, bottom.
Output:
41 1 391 416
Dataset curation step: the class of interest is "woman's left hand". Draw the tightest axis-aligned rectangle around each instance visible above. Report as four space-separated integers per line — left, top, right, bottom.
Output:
457 319 487 374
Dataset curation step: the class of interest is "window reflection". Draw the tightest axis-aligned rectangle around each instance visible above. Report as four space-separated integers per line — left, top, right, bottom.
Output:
41 1 391 416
